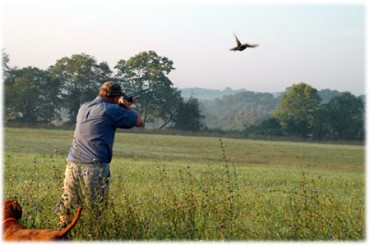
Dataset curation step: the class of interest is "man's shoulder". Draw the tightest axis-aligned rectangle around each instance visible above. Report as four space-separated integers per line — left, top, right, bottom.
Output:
81 97 103 107
81 96 135 117
78 97 112 116
82 97 110 109
94 99 126 117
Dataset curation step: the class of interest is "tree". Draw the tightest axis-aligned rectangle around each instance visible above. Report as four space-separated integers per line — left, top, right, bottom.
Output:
325 92 364 140
311 103 331 140
174 96 204 131
2 49 12 80
243 117 282 137
273 83 321 138
4 67 62 124
114 51 177 127
157 88 183 129
50 53 112 123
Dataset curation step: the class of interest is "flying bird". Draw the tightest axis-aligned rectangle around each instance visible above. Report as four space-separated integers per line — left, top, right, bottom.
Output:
230 34 258 51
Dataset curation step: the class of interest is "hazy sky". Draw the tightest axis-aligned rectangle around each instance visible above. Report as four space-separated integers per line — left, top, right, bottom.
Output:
1 0 367 95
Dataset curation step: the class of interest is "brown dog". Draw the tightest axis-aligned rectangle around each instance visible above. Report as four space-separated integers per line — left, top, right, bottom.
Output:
3 200 82 241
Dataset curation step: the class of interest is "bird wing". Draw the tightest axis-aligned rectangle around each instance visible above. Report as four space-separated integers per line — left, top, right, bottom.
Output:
245 44 258 48
234 34 242 46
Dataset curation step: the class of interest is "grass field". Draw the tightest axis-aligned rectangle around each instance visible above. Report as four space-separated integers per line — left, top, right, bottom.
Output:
3 127 365 241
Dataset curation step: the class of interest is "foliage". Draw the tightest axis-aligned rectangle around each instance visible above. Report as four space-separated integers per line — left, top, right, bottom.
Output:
200 91 279 130
241 87 364 140
114 51 181 128
193 87 363 139
3 51 204 131
181 87 248 100
317 89 341 103
50 53 112 123
174 96 204 131
2 49 12 79
243 117 282 137
113 50 204 131
323 92 364 140
273 83 322 138
155 87 183 129
4 67 62 124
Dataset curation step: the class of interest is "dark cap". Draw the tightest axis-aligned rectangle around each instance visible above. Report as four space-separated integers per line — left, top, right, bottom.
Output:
99 81 122 98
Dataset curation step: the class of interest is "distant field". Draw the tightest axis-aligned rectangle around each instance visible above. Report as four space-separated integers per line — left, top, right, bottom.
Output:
3 127 365 241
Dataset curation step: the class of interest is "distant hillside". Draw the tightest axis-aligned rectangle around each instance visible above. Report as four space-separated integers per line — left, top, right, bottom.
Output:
181 87 247 100
180 87 360 131
181 87 282 100
199 91 280 130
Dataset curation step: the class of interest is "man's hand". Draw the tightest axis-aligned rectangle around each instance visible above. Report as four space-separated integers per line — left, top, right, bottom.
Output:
118 96 131 110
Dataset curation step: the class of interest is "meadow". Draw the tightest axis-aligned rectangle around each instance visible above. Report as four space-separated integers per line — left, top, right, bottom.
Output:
3 127 365 241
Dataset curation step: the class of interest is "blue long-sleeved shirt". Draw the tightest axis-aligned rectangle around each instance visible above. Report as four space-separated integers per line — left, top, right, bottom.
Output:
67 96 138 164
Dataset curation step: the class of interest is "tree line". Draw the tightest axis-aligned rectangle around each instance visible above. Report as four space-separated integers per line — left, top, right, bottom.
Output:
3 50 364 141
3 51 203 131
243 83 364 140
191 85 364 141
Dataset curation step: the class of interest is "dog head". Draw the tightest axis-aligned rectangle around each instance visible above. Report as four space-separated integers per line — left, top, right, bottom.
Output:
3 200 22 220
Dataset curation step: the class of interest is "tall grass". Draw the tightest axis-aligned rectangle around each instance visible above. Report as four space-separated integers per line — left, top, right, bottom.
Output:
3 128 365 240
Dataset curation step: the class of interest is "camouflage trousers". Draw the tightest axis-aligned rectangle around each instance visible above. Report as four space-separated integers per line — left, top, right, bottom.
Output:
58 161 110 225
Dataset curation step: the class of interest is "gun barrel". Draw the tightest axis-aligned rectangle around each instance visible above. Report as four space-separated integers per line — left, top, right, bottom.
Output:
124 88 150 102
129 88 150 98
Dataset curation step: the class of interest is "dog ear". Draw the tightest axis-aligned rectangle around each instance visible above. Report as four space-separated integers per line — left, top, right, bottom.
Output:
11 201 22 220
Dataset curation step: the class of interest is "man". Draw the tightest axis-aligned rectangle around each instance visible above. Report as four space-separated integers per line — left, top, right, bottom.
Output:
58 81 143 227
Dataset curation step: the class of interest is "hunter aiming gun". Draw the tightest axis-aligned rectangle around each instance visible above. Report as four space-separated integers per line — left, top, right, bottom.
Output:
122 88 150 103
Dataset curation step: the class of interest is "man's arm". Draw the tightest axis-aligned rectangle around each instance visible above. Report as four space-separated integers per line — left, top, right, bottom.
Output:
133 110 143 127
118 96 143 127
